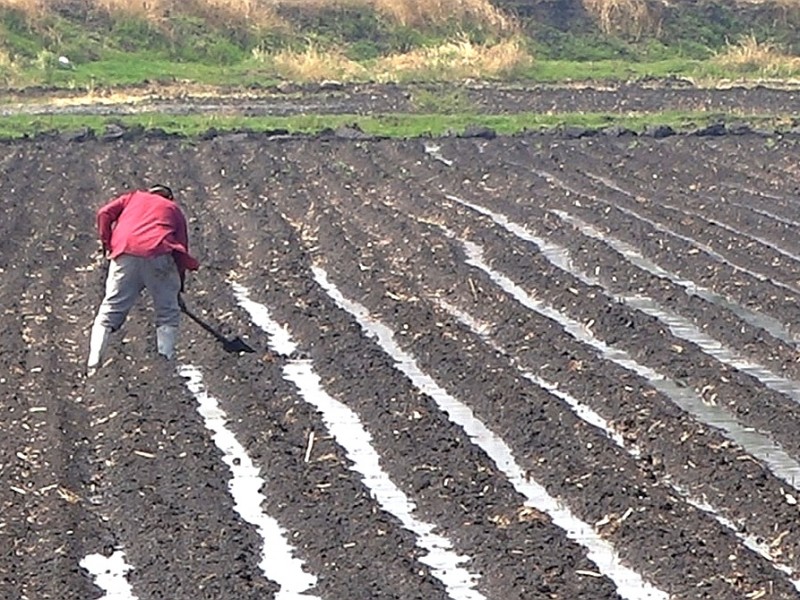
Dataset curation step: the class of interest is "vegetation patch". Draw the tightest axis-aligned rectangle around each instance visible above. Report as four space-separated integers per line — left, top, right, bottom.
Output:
704 35 800 79
0 109 789 139
581 0 661 41
1 0 799 89
373 35 532 81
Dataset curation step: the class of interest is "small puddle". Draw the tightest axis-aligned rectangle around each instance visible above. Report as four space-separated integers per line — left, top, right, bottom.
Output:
80 551 137 600
179 365 320 600
311 266 669 600
230 283 486 600
438 299 800 592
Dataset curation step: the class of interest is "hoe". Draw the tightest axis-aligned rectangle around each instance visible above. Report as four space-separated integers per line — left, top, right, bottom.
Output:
179 295 255 354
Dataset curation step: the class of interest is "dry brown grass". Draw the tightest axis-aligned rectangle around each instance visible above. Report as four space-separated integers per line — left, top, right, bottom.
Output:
0 0 284 28
582 0 660 40
96 0 283 28
713 34 800 76
0 0 48 18
374 35 532 82
1 0 512 30
0 47 22 84
372 0 512 29
256 34 532 83
268 44 367 82
275 0 512 29
93 0 164 20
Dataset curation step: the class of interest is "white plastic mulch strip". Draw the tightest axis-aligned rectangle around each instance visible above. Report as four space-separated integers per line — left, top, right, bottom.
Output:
438 299 800 593
675 485 800 592
230 282 486 600
662 201 800 268
310 266 668 600
448 194 800 491
586 169 800 272
438 299 630 453
541 168 800 298
460 236 800 492
728 201 800 229
551 210 794 346
80 551 137 600
459 196 800 405
178 365 320 600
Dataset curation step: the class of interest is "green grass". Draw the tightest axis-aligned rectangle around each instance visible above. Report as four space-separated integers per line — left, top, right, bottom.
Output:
2 51 285 89
8 45 793 92
2 51 770 93
0 6 795 91
0 110 789 140
522 58 702 82
2 0 800 92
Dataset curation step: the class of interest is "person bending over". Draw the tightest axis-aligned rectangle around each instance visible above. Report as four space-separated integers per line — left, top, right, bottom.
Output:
87 184 199 376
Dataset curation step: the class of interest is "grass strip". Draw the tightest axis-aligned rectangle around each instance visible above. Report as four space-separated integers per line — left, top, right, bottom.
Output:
0 111 791 140
5 53 795 92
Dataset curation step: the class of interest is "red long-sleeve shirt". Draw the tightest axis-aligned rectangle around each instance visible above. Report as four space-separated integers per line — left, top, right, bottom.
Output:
96 190 200 278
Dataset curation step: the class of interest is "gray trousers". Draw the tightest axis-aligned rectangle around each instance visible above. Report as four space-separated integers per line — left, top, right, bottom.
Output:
93 254 181 331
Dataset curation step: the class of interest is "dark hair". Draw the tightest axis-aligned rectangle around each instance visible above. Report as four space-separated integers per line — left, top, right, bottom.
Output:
147 184 174 200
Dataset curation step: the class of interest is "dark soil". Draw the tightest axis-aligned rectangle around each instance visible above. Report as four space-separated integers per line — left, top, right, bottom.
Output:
4 98 800 599
3 80 800 118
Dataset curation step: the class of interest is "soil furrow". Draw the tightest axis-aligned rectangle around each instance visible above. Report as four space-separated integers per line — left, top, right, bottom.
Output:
515 143 800 296
368 142 797 448
204 139 627 600
427 191 800 464
6 131 800 599
270 142 797 598
510 151 800 338
575 138 800 260
29 141 283 599
344 141 800 580
0 145 126 599
179 141 458 600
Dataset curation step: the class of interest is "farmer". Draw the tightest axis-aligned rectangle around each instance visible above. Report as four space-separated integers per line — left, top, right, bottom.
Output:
86 184 199 376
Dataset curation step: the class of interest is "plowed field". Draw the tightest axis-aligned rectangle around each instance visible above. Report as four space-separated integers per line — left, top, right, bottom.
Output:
3 127 800 599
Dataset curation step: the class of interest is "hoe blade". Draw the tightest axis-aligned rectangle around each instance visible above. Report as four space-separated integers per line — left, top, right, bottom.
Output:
223 337 255 354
